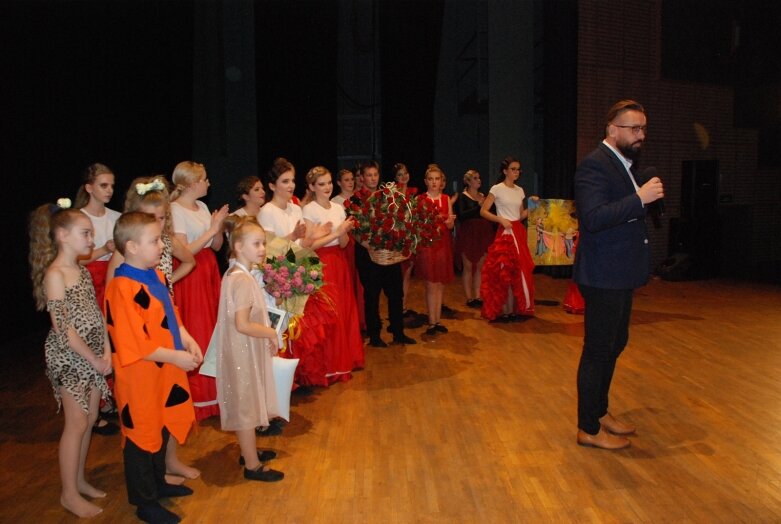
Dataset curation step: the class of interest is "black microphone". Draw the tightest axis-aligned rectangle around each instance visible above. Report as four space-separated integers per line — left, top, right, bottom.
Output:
640 166 664 216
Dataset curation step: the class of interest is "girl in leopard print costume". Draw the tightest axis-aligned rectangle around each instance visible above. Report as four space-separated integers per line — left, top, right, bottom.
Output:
29 201 112 518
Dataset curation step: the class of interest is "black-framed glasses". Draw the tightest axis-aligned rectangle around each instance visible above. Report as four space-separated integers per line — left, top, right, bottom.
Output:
612 124 647 135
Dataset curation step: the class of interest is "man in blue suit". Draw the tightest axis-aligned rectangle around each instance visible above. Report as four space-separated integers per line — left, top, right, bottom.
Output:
573 100 664 450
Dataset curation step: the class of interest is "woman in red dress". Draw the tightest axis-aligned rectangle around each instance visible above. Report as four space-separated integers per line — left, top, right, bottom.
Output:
303 166 364 380
479 156 536 322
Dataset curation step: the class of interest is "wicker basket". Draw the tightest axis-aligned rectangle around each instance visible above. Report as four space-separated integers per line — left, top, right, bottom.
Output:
367 247 409 266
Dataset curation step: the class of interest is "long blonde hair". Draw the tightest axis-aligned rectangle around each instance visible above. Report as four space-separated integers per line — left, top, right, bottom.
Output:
74 162 114 209
124 175 173 237
170 161 206 201
28 204 86 311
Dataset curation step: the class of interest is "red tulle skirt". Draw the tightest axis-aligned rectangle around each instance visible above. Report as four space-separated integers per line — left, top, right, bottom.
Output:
344 235 366 330
454 218 494 266
480 221 535 320
86 260 109 309
173 248 221 420
563 282 584 314
415 230 454 284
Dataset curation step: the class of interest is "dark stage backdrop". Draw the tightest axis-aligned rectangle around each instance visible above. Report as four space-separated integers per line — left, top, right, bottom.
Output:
379 0 444 189
255 0 338 194
1 1 194 340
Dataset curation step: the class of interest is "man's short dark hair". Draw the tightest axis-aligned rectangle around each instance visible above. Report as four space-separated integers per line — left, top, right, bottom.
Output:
605 99 645 125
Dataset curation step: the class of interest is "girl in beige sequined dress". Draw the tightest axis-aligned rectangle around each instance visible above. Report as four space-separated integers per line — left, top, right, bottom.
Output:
212 216 283 482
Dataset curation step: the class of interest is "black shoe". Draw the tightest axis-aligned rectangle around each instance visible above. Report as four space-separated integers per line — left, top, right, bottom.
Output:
466 299 480 308
137 502 181 524
474 298 483 307
244 465 284 482
425 325 438 336
441 305 456 319
92 417 120 436
433 323 448 333
490 314 511 324
239 450 277 465
393 334 416 344
256 424 283 437
369 337 388 348
403 309 419 318
510 313 532 323
157 483 193 498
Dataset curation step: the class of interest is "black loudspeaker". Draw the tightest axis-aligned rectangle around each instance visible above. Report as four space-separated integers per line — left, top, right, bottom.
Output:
681 160 719 219
665 217 722 279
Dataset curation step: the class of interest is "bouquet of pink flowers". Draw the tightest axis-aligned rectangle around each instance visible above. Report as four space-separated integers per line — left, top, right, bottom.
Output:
262 248 324 300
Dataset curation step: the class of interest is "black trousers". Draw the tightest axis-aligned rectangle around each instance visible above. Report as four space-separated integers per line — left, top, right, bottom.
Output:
355 243 404 339
576 284 634 435
123 428 169 506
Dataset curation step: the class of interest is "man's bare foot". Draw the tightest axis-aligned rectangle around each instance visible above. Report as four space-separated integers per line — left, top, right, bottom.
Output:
164 474 186 485
166 462 200 480
77 481 106 498
61 493 103 518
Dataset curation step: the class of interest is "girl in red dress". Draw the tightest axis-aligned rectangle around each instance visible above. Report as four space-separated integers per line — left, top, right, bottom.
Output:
303 166 364 380
170 161 229 421
75 163 120 308
479 156 537 322
415 164 456 335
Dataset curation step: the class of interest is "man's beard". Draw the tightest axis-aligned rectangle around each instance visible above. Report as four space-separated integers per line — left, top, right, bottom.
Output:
618 141 642 161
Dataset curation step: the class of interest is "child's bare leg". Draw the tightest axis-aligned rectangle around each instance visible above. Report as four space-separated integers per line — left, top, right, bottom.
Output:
59 389 103 518
165 437 200 479
76 387 105 498
237 428 261 471
425 281 438 325
474 255 486 299
461 256 474 300
435 283 444 323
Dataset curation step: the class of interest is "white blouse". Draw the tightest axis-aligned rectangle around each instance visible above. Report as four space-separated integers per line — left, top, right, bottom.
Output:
489 183 526 221
302 201 346 248
81 208 121 261
171 200 213 248
259 202 303 239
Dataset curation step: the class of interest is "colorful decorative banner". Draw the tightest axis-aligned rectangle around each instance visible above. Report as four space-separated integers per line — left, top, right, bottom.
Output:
527 199 578 266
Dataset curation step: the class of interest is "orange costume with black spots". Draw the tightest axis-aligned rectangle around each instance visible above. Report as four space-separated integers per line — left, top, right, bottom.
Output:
105 269 195 452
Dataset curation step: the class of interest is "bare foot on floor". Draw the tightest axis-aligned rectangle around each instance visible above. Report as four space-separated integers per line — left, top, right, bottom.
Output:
61 493 103 518
166 462 200 480
165 474 186 485
77 481 106 498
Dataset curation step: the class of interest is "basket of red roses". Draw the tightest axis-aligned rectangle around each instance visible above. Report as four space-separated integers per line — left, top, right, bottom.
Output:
346 182 442 265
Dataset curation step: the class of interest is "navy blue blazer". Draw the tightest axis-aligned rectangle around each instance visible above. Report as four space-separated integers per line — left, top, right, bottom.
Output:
573 143 651 290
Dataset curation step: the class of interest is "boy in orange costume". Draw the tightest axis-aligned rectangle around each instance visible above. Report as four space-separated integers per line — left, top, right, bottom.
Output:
105 212 202 524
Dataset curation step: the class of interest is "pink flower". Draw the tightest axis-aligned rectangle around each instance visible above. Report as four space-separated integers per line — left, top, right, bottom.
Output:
309 270 319 279
305 283 315 293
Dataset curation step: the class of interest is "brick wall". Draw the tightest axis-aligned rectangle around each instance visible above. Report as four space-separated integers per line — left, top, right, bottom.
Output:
577 0 780 280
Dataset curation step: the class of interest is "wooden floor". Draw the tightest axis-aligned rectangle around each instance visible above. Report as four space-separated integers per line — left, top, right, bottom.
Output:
2 275 781 523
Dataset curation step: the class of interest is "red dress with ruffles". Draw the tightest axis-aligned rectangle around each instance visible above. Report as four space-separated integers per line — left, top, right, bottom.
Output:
173 248 221 420
414 194 454 284
480 221 535 320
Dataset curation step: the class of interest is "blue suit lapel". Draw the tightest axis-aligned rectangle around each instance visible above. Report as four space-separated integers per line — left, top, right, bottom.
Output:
597 143 636 194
